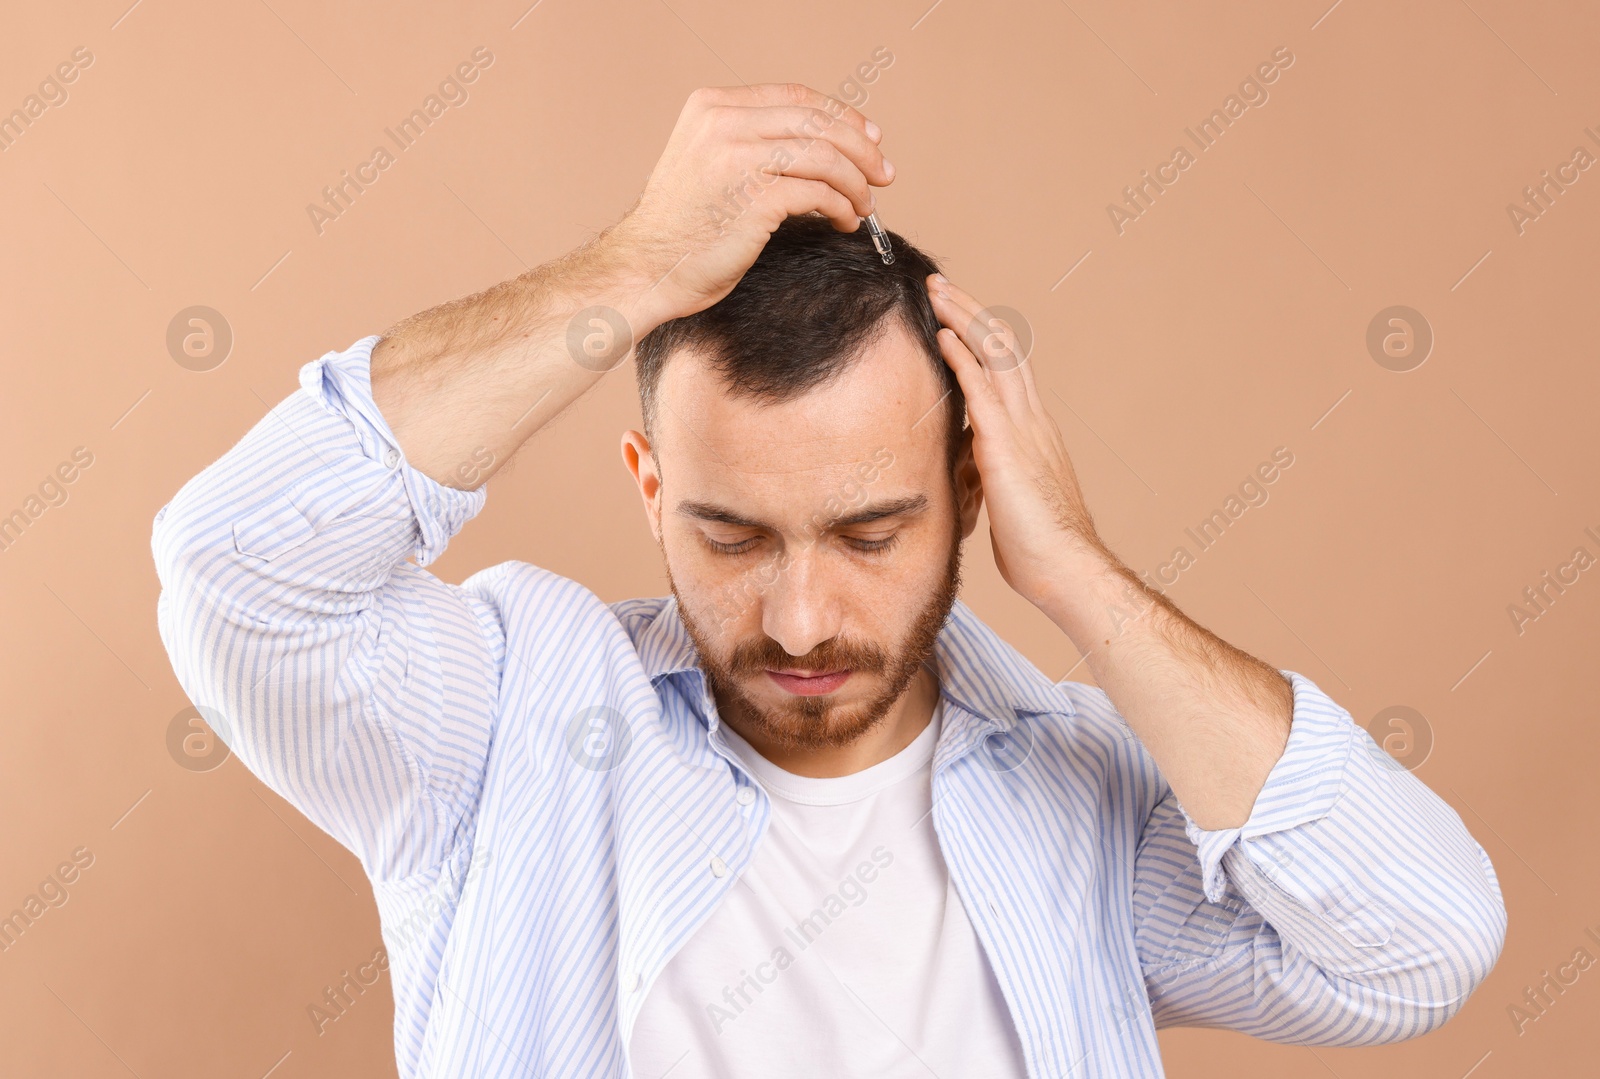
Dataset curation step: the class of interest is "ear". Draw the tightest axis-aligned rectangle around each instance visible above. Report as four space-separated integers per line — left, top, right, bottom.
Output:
620 429 663 543
952 425 983 540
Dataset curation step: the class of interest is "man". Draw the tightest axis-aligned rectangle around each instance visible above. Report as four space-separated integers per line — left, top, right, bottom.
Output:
153 83 1506 1078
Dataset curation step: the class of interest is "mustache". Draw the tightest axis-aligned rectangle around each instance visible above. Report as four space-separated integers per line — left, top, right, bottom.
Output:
729 638 887 675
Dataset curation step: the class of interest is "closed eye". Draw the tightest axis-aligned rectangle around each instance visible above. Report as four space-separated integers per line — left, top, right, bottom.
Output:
702 533 901 556
845 534 899 554
703 535 759 555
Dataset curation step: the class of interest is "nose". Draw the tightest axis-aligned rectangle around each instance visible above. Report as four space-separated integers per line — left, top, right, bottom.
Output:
758 543 843 665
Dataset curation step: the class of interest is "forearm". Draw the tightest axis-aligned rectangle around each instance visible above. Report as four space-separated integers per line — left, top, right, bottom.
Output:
1038 538 1292 830
372 83 897 490
1130 675 1506 1043
919 274 1291 827
370 226 668 489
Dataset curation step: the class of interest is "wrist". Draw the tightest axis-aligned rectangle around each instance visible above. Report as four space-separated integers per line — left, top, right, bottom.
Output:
569 220 679 340
1034 537 1156 649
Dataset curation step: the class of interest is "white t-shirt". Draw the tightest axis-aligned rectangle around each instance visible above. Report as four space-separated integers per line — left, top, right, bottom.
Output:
628 696 1029 1079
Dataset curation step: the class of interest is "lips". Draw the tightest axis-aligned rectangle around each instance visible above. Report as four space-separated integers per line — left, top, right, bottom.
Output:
765 669 851 696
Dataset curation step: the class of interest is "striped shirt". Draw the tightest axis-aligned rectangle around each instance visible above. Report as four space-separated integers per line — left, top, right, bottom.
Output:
151 335 1507 1078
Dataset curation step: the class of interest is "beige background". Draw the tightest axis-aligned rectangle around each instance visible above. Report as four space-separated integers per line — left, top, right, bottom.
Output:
2 0 1596 1075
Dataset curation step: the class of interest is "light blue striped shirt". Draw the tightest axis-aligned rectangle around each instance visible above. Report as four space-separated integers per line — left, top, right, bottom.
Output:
152 335 1507 1078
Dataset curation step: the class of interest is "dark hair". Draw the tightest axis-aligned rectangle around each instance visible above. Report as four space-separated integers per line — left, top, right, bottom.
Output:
633 214 967 476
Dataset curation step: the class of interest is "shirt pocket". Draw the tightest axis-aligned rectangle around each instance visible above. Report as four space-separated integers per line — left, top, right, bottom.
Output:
1315 879 1395 950
232 492 315 562
230 455 397 562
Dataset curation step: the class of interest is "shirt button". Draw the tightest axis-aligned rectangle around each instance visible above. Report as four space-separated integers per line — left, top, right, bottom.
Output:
383 447 400 468
736 787 755 806
632 971 644 992
988 897 999 917
709 855 729 877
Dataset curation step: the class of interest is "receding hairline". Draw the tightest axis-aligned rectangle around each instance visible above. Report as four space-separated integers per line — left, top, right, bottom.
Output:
639 309 949 447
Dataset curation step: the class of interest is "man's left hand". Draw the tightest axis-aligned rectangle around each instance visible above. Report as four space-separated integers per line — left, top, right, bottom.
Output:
927 272 1293 829
925 273 1113 614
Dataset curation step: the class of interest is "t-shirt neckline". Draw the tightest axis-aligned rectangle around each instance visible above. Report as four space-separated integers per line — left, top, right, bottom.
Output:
719 696 944 807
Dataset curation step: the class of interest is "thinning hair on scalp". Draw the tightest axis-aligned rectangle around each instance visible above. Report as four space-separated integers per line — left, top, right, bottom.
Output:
633 214 967 477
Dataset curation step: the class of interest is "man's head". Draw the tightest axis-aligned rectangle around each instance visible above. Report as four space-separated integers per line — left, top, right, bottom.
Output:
621 215 983 754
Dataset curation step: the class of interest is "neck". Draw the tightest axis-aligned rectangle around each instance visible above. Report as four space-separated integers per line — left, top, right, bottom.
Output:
718 664 940 778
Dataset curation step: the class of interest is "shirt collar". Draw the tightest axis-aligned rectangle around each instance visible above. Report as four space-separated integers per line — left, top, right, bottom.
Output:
637 594 1076 733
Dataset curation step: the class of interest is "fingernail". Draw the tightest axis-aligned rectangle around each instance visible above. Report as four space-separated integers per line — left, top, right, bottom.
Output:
865 119 882 142
883 158 896 179
934 273 948 285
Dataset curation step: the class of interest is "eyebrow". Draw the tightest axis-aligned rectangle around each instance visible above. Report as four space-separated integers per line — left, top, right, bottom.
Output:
674 493 930 532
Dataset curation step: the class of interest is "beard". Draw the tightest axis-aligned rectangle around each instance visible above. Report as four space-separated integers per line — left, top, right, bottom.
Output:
666 513 964 753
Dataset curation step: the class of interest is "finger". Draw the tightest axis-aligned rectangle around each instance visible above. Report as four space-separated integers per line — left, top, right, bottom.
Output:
725 105 894 188
929 282 1032 417
934 280 1049 413
742 134 878 218
999 319 1045 418
769 176 861 233
933 277 1045 416
933 325 1004 434
693 82 883 148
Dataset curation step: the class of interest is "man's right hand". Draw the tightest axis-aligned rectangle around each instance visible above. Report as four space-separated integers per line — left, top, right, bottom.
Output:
371 82 890 490
602 82 895 330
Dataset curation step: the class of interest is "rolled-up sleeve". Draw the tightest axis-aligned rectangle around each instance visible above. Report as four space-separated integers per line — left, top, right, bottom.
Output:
152 335 502 883
1132 670 1508 1045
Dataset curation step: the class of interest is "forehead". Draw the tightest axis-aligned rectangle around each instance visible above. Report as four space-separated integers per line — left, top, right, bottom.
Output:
653 321 949 514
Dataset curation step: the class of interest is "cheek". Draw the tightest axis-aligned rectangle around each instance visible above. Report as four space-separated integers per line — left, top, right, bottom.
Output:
852 531 955 608
664 533 773 624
